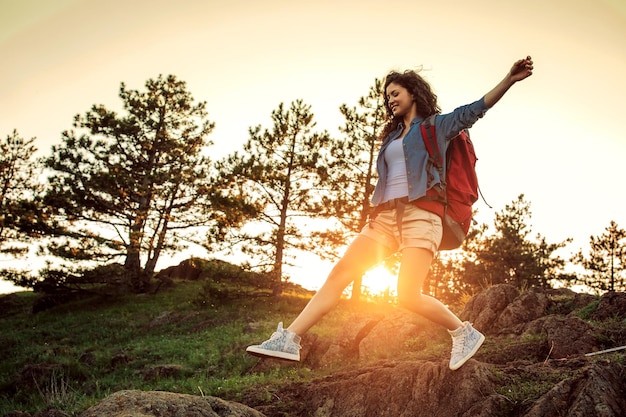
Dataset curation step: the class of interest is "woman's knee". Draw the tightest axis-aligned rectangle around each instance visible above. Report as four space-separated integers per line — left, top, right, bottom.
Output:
326 260 358 290
397 291 425 312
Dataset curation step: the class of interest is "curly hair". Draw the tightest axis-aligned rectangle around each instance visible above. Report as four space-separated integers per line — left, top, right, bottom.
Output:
379 70 441 141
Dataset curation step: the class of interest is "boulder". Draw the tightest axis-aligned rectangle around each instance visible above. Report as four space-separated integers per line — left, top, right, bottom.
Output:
494 288 551 332
545 287 596 315
522 316 600 359
592 291 626 321
156 258 209 281
318 312 384 366
358 311 425 361
524 361 626 417
460 284 519 333
251 360 499 417
79 390 265 417
248 359 626 417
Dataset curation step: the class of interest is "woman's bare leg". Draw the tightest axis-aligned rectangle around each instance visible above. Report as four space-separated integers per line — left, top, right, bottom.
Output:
396 247 463 331
287 235 392 336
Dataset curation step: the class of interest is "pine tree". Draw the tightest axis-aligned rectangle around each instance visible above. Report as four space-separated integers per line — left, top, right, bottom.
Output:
210 100 331 296
461 194 570 291
573 221 626 293
0 130 43 256
44 75 215 292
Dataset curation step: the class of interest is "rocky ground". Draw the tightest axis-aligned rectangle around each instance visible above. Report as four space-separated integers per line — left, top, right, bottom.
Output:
241 285 626 417
8 285 626 417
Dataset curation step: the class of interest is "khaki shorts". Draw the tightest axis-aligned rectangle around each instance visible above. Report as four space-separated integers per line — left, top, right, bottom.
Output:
361 204 443 254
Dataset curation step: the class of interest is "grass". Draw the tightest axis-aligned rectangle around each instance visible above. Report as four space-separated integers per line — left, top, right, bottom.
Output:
576 300 600 320
0 279 307 415
0 270 386 416
2 267 622 416
491 364 582 415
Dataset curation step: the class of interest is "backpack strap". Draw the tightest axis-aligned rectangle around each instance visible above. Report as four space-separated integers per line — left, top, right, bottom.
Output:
420 115 446 202
420 115 443 168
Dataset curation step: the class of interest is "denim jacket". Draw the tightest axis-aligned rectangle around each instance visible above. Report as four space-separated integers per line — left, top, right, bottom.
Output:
371 97 489 206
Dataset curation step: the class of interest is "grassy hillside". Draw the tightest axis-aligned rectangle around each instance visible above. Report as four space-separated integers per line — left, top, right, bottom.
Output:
0 263 385 416
3 261 624 417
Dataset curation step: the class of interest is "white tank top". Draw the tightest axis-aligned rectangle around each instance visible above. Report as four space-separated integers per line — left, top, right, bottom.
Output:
382 139 409 202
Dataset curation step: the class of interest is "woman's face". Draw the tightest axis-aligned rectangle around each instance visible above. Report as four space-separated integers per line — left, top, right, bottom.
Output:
385 82 414 118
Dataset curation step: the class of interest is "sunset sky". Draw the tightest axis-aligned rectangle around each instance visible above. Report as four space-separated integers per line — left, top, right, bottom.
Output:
1 0 625 293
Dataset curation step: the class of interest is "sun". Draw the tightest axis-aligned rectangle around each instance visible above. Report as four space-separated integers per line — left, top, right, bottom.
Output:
361 264 398 298
282 251 399 298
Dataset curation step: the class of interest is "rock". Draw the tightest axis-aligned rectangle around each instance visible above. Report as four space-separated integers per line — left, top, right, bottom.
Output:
494 288 550 332
248 358 626 417
318 313 384 366
79 390 265 417
358 311 424 361
545 288 596 315
251 360 500 417
156 258 209 281
524 362 626 417
460 284 519 334
523 316 599 359
14 285 625 417
243 286 625 416
592 291 626 321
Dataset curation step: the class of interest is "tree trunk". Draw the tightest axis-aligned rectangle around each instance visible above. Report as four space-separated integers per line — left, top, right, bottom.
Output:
144 187 178 277
125 210 150 293
124 251 147 293
273 204 287 297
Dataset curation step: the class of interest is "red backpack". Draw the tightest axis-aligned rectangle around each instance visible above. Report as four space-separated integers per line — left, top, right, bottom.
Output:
420 115 479 250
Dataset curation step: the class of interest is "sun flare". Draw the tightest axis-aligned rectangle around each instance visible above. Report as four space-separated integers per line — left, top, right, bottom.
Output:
361 265 398 298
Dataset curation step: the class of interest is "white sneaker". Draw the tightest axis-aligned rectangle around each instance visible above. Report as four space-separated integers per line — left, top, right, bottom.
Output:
448 322 485 370
246 322 301 361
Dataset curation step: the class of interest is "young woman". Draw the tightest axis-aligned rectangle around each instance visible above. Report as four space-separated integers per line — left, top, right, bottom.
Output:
247 56 534 370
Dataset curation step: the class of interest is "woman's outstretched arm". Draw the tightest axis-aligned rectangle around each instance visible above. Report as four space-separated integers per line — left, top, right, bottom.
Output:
484 56 534 108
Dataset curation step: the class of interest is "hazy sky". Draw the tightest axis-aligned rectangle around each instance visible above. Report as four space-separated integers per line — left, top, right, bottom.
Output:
1 0 625 292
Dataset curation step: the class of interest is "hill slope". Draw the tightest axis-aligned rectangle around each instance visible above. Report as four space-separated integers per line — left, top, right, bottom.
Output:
1 260 625 416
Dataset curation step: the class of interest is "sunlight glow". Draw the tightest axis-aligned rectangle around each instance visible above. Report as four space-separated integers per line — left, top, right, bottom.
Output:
361 265 397 299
